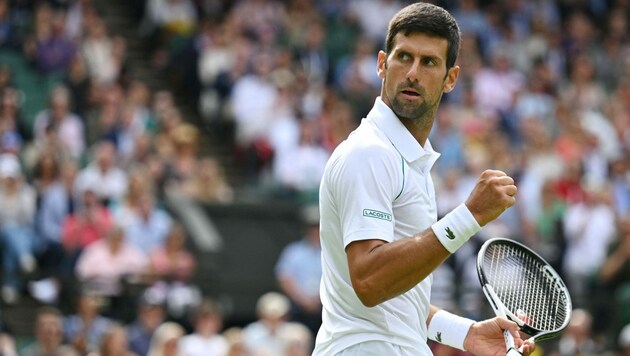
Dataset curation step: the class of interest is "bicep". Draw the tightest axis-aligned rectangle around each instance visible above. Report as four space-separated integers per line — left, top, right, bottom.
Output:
345 238 387 286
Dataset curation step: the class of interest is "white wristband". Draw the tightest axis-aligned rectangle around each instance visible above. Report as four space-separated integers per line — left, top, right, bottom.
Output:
431 203 481 253
428 310 475 351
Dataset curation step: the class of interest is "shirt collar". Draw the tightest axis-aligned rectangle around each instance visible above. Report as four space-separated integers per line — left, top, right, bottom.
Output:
366 97 440 167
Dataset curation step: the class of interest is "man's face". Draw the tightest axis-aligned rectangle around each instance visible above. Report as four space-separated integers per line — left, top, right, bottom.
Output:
377 32 458 126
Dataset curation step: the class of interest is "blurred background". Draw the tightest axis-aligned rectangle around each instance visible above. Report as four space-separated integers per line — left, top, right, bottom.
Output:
0 0 629 355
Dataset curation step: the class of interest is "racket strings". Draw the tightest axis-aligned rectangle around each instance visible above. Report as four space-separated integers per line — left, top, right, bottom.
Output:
484 244 569 332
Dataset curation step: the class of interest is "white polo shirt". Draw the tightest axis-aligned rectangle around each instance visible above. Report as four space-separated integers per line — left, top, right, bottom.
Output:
313 97 441 355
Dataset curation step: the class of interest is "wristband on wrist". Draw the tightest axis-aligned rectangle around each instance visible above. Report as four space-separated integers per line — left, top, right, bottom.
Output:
431 203 481 253
428 310 475 351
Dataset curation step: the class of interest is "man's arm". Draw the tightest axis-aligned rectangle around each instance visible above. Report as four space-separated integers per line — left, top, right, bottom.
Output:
346 228 450 307
346 170 517 307
427 304 536 355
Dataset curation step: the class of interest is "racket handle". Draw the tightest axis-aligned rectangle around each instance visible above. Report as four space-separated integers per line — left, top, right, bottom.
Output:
506 348 523 356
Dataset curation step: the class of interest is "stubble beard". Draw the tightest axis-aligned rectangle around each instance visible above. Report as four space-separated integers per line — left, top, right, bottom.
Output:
390 90 440 131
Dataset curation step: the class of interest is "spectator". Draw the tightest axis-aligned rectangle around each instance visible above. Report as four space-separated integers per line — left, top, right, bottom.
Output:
242 291 311 356
223 327 247 356
178 298 229 356
80 15 124 86
148 222 201 323
20 306 78 356
63 290 114 354
555 308 604 356
163 123 200 189
31 4 76 74
172 156 234 203
61 187 113 264
111 164 154 228
146 321 185 356
0 87 26 154
35 158 78 276
562 182 616 307
149 222 195 283
123 189 172 254
472 45 526 120
0 153 37 304
274 204 322 336
141 0 198 51
0 0 21 49
127 287 167 356
74 140 128 206
228 50 281 184
75 224 149 297
88 323 138 356
597 214 630 334
272 119 329 201
32 84 85 160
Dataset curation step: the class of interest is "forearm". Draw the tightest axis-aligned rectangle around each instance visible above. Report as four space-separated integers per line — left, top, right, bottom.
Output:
348 228 450 307
598 251 626 282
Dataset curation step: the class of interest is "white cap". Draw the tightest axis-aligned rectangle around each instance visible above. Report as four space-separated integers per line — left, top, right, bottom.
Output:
0 153 21 179
256 292 289 319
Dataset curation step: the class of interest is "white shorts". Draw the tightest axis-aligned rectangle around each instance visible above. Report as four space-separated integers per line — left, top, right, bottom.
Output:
335 340 422 356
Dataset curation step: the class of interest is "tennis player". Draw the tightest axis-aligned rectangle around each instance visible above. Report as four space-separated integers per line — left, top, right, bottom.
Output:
312 3 536 355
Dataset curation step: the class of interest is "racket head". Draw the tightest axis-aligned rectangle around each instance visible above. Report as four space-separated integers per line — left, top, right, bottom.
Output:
477 237 572 340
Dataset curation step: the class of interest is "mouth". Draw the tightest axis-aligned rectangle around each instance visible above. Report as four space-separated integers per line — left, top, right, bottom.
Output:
400 88 421 99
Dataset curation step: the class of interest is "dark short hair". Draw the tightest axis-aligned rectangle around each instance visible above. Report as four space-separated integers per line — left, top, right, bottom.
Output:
385 2 461 69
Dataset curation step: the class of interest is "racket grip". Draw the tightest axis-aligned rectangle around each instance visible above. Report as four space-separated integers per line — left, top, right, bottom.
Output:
506 348 523 356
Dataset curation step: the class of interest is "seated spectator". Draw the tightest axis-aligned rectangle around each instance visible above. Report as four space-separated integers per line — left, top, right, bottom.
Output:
88 323 138 356
274 204 322 336
111 164 154 228
0 87 26 155
32 84 85 160
61 187 113 272
223 327 247 356
75 225 149 297
147 321 185 356
163 123 200 189
30 4 76 74
35 158 78 277
74 140 128 206
63 290 114 354
272 119 329 202
555 308 604 355
170 156 234 203
148 222 201 324
123 190 172 254
178 299 228 356
127 287 167 356
597 214 630 332
149 222 195 283
0 153 37 304
242 292 312 356
20 306 78 356
80 15 125 86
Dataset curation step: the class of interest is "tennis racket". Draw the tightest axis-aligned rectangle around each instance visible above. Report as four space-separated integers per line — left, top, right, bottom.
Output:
476 237 572 355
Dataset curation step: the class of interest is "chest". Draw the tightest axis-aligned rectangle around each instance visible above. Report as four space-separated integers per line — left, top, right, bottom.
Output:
392 163 437 237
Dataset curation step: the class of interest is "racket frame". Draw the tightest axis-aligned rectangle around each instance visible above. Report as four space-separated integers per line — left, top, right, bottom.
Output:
476 237 572 352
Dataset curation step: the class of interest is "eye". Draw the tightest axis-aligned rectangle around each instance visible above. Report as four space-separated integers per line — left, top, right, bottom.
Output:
398 52 412 61
421 57 437 66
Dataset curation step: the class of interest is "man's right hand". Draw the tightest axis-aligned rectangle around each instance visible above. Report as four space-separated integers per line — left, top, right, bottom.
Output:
465 170 517 227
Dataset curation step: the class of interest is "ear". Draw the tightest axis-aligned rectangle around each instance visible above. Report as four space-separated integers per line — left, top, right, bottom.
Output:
443 65 460 93
377 50 387 79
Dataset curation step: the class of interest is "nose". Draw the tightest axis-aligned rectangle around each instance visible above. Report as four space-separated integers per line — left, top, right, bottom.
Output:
406 59 421 82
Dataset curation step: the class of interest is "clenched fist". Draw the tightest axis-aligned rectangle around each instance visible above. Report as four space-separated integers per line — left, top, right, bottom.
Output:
465 170 517 227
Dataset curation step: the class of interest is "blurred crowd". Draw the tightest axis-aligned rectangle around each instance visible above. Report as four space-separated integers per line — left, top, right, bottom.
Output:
0 0 630 354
